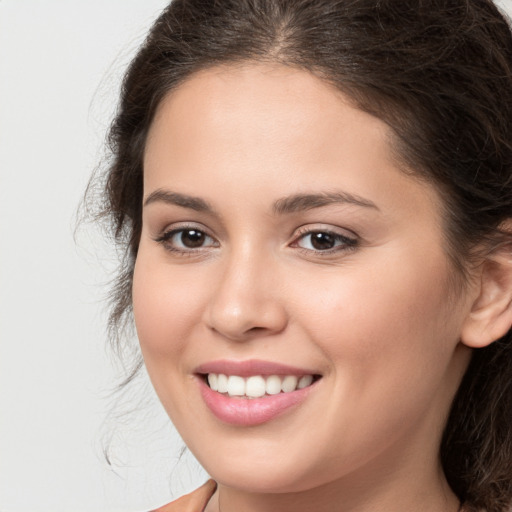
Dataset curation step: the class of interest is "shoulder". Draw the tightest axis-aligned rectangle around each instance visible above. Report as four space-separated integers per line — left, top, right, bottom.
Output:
151 480 217 512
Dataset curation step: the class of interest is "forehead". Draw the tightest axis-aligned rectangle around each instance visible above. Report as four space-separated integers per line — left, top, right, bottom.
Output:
143 62 442 225
145 63 395 183
150 62 354 131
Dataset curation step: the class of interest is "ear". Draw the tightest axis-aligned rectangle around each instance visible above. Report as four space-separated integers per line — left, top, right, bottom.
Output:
461 240 512 349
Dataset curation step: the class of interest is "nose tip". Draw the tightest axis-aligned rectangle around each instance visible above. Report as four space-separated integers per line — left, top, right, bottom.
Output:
208 302 287 341
204 263 288 342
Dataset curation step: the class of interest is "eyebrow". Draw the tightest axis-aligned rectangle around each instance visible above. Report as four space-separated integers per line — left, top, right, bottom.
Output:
272 191 379 214
143 189 379 214
144 189 214 212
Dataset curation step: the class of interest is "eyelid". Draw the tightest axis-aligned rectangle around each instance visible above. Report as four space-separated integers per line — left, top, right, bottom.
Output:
153 222 220 253
155 221 215 239
152 221 359 257
289 224 359 255
293 224 357 240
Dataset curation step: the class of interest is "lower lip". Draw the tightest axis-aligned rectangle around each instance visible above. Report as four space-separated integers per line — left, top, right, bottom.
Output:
197 377 317 426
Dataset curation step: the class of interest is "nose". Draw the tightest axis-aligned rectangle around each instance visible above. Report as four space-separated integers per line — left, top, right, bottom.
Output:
204 248 288 342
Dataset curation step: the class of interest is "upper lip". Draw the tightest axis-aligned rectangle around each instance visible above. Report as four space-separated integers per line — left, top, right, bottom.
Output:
195 359 320 377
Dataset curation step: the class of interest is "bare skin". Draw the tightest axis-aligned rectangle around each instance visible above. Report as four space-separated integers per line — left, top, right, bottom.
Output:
134 63 510 512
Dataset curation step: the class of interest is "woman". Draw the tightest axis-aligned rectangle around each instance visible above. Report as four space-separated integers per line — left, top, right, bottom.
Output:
94 0 512 511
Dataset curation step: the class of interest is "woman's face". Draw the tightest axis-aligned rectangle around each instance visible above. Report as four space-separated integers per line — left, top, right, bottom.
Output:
134 63 473 493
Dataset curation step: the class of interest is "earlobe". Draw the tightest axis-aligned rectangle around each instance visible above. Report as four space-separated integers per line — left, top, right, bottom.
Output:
461 248 512 349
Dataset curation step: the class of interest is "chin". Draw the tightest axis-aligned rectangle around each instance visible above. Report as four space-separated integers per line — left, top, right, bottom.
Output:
193 439 331 494
209 465 315 494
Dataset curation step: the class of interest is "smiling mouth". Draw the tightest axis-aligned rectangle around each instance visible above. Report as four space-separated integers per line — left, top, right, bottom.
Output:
201 373 321 399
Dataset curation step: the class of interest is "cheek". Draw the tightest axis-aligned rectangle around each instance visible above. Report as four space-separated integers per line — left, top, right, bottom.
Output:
131 249 214 426
289 247 460 388
132 248 206 362
281 253 462 465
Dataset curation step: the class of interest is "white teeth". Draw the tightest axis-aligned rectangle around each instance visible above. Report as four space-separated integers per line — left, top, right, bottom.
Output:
207 373 218 391
265 375 282 395
206 373 316 397
217 374 229 393
245 376 266 398
298 375 313 389
227 375 245 396
281 375 298 393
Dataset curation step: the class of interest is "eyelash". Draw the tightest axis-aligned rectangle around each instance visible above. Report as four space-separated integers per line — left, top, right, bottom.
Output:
154 225 359 257
291 227 358 255
154 224 219 255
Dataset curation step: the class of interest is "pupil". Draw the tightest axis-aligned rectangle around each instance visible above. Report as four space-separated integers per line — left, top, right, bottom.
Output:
311 232 334 250
181 230 205 248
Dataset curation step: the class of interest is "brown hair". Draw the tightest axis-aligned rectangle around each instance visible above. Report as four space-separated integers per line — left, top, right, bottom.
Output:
93 1 512 510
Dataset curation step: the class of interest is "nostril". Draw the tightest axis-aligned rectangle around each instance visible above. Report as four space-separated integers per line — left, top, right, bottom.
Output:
247 326 267 333
204 276 288 341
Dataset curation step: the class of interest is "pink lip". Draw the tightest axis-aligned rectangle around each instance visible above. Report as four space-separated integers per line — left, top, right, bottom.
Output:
195 359 318 377
195 360 321 426
198 379 316 426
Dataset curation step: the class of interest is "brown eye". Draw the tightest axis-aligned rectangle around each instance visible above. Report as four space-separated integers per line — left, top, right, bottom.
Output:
157 227 218 252
294 230 358 252
309 232 336 250
179 229 206 248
